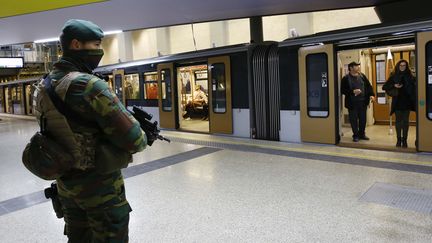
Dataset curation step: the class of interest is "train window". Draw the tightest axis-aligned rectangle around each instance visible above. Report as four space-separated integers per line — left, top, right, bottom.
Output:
161 69 172 111
143 72 158 100
107 75 114 90
375 56 387 105
124 73 140 100
426 41 432 120
114 74 123 102
210 63 226 113
306 53 329 118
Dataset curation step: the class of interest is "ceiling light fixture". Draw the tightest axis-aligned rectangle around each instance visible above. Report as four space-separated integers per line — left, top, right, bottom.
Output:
34 37 59 43
104 30 122 35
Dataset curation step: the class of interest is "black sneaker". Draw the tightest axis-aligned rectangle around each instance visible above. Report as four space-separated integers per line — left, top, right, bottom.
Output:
359 135 370 140
353 137 359 142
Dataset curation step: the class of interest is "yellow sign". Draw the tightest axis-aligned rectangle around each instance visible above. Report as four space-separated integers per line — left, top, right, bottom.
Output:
0 0 107 19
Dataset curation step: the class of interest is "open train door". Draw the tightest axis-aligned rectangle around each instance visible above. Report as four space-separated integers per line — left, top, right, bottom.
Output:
298 44 336 144
157 63 176 129
416 32 432 152
208 56 233 134
112 69 125 104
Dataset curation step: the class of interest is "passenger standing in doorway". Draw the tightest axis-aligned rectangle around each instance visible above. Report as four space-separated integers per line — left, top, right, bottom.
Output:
341 61 375 142
383 59 416 148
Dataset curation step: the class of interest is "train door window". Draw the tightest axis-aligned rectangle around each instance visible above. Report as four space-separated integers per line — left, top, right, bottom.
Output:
211 63 226 113
426 41 432 120
5 87 11 113
306 53 329 117
161 69 172 111
25 84 33 115
107 75 114 90
114 74 123 102
124 73 140 100
143 72 158 99
375 55 387 105
12 85 23 115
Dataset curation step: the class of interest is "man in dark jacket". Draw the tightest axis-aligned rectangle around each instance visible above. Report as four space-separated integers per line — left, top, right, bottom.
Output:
341 62 375 142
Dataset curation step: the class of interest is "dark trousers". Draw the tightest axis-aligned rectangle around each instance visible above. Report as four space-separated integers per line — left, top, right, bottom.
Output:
348 102 367 138
184 102 208 119
395 110 410 139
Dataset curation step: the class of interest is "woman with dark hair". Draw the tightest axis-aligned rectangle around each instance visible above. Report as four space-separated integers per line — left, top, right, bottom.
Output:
383 59 416 148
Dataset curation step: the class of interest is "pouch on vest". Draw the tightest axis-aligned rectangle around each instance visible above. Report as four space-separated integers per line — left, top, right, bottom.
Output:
22 132 74 180
94 139 132 174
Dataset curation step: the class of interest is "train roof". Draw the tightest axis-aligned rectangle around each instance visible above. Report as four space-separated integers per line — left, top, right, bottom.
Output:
279 18 432 47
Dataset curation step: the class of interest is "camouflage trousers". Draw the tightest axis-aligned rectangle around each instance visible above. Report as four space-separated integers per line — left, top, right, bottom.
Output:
57 169 132 243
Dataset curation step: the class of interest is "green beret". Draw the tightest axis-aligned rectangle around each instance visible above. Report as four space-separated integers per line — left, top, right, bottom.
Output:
61 19 104 42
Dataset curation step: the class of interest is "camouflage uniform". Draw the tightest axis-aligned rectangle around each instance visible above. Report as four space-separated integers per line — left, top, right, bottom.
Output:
49 20 146 243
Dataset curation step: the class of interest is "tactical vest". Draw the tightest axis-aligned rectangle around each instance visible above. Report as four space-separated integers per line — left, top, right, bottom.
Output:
33 72 97 170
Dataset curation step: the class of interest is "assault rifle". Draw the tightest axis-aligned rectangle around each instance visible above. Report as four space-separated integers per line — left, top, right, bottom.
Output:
129 106 170 146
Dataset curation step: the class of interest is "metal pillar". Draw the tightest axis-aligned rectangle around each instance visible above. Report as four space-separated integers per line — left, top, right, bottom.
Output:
249 16 263 44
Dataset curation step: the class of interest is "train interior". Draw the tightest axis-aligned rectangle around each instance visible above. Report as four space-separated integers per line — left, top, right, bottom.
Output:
176 64 209 133
337 43 417 152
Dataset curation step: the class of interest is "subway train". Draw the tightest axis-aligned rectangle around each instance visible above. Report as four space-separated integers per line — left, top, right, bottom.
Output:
2 19 432 153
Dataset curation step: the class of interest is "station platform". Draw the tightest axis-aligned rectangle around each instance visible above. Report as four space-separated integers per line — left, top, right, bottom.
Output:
1 117 431 242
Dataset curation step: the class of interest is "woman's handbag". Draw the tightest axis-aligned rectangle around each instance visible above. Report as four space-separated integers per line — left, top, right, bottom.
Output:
385 86 399 97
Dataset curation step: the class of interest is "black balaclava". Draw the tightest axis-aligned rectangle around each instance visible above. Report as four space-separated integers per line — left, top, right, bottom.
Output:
60 19 105 73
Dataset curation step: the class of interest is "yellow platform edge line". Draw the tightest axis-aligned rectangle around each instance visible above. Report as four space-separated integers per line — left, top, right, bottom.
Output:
165 133 431 167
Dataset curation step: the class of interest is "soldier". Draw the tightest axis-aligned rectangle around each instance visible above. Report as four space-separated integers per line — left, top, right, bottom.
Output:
36 19 147 242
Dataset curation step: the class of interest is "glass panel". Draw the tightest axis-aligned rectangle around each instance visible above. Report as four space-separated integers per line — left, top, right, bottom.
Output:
211 63 226 113
161 69 172 111
375 59 387 105
5 87 12 113
306 53 329 117
107 75 113 90
0 87 3 113
426 41 432 120
124 73 140 99
12 85 23 115
114 74 123 103
25 84 33 115
143 72 158 99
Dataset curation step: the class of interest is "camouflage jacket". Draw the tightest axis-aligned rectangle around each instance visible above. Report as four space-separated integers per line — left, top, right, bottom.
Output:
49 56 147 157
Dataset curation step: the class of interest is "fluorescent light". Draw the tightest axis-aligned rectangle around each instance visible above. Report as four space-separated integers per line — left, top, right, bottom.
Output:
104 30 122 35
34 37 59 43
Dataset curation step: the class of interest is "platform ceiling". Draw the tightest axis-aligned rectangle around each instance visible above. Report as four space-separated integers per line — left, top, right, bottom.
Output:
0 0 399 46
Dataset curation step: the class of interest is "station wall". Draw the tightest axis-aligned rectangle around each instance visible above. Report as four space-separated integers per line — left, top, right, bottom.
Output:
99 7 380 66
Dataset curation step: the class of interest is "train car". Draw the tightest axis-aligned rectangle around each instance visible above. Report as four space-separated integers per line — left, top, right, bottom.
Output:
95 44 251 138
0 78 38 116
275 19 432 152
95 19 432 153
